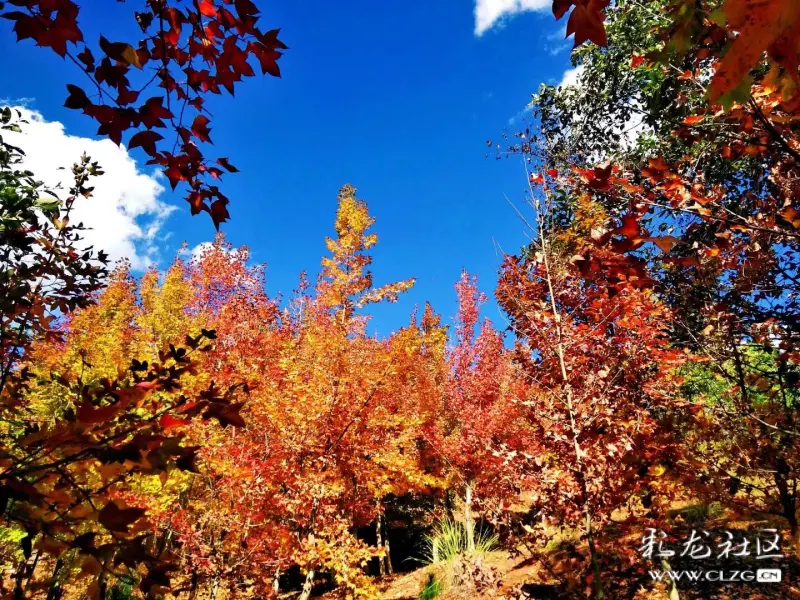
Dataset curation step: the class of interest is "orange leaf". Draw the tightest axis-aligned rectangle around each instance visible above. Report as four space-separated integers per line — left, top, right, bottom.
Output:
566 0 609 48
160 414 191 430
780 206 800 228
709 0 800 103
98 501 145 533
77 401 120 424
648 236 681 253
614 214 641 240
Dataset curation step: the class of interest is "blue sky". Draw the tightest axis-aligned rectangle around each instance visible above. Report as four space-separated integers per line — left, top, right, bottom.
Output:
0 0 576 335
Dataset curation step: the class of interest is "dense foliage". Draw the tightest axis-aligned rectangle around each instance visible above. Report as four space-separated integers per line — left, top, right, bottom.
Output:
2 0 800 598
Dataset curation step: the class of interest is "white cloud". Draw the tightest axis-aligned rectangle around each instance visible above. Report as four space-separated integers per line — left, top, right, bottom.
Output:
556 64 651 157
508 102 533 126
474 0 550 36
3 107 174 270
186 241 217 259
618 104 650 149
0 96 35 107
180 239 243 262
546 23 568 41
544 24 571 55
558 65 584 88
507 65 584 126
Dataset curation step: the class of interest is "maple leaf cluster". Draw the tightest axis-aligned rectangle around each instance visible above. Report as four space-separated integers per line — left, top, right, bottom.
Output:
1 0 287 229
552 0 800 105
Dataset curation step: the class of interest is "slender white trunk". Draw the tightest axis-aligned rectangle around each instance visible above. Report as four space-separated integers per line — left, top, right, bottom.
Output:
533 179 603 599
465 483 475 553
299 569 315 600
383 513 393 574
272 569 281 595
299 530 317 600
376 517 386 576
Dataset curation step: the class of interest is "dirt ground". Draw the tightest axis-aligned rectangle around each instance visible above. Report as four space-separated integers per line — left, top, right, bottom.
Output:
310 512 800 600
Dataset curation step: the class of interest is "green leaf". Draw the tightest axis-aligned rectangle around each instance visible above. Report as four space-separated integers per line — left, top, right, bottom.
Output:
715 74 753 111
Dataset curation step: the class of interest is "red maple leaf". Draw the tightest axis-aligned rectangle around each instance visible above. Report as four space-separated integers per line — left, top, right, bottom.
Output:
191 114 212 143
128 130 164 157
566 0 609 47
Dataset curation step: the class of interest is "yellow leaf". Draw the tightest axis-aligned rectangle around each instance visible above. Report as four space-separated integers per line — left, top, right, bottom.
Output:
121 45 142 69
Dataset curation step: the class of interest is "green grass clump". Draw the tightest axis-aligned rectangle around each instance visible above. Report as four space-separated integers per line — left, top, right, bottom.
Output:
418 573 442 600
671 502 724 525
422 517 498 564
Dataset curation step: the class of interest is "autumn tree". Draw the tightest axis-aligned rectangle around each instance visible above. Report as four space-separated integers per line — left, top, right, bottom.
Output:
40 185 448 599
237 184 425 599
432 272 531 554
161 187 450 599
510 0 800 554
496 170 684 598
29 238 281 598
0 109 249 598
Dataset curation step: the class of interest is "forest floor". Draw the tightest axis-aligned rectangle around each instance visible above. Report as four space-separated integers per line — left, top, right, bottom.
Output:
307 508 800 600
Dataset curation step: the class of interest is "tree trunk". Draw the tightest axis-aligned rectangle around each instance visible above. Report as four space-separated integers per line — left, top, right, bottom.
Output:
299 528 317 600
774 469 799 554
790 516 800 556
157 529 173 558
383 514 393 574
794 526 800 557
187 570 199 600
299 569 315 600
465 483 475 553
45 558 64 600
209 574 220 600
584 512 604 600
272 569 281 595
531 179 604 599
97 553 114 600
98 574 108 600
23 550 41 596
13 555 29 600
376 516 385 576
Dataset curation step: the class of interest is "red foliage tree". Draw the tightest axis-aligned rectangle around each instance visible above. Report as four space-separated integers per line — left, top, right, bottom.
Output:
496 176 684 598
433 272 532 551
